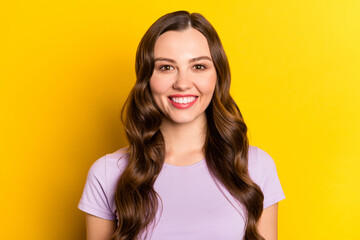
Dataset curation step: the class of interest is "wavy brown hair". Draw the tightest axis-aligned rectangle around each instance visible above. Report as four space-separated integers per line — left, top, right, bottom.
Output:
113 11 264 240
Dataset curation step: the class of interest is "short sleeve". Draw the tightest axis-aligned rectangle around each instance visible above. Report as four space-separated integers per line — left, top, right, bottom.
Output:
78 155 116 220
249 147 286 209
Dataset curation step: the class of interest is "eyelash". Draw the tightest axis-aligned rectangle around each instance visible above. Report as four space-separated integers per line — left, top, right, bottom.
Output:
159 65 174 71
193 64 206 70
158 64 207 71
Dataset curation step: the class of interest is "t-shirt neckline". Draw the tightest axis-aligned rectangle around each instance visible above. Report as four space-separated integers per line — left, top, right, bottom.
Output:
163 158 206 169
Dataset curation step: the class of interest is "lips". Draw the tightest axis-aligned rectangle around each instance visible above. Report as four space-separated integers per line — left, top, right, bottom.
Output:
168 94 198 109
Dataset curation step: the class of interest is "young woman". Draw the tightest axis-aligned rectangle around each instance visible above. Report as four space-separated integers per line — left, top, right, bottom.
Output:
78 11 285 240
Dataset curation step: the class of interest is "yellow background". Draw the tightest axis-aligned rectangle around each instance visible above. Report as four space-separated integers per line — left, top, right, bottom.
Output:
1 0 359 239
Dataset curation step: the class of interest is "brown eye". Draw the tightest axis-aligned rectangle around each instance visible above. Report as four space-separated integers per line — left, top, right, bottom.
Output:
193 64 206 70
159 65 174 71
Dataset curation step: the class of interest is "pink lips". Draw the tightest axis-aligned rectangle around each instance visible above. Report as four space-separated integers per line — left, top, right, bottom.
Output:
168 94 198 109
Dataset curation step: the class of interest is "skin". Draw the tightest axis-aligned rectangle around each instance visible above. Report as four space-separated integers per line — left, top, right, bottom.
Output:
258 203 279 239
85 27 279 240
149 28 217 166
85 214 116 240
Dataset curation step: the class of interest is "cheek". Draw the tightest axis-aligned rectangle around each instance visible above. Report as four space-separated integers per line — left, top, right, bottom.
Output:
149 76 171 97
198 73 217 95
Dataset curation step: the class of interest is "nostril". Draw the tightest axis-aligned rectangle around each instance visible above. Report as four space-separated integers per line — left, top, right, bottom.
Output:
173 80 193 90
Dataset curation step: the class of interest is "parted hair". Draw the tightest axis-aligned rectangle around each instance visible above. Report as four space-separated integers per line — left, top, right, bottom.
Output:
112 11 264 240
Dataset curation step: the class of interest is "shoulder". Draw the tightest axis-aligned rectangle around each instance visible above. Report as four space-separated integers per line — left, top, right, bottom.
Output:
248 145 277 173
247 145 278 188
248 145 285 208
87 147 129 182
78 147 130 220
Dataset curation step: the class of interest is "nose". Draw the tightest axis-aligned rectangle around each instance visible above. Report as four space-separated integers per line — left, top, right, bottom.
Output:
173 70 193 91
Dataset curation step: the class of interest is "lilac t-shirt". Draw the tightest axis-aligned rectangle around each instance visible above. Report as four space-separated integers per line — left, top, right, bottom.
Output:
78 145 285 239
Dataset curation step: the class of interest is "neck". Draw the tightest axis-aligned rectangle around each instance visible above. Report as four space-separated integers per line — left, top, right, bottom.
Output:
160 113 207 158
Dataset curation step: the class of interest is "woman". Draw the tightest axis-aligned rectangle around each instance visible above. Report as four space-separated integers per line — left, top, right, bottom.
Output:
78 11 285 240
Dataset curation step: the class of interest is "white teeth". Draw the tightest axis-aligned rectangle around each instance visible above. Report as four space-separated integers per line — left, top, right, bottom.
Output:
170 97 196 104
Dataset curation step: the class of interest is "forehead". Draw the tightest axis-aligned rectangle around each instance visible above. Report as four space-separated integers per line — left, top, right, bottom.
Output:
153 28 211 58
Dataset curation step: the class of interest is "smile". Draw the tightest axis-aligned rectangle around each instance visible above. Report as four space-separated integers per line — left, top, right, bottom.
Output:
170 96 196 104
168 95 198 109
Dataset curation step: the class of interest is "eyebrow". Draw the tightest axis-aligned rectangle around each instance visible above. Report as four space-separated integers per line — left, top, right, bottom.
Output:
154 56 213 63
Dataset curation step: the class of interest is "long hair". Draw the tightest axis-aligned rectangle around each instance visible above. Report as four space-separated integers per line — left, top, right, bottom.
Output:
113 11 264 240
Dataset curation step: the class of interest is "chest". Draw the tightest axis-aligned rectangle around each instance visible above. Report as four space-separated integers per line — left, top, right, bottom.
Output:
146 164 246 240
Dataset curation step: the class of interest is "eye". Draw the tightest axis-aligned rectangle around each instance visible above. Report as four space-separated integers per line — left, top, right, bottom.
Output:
159 65 174 71
193 64 206 70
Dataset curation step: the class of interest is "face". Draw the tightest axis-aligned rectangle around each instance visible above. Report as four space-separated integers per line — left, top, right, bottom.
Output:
149 27 217 126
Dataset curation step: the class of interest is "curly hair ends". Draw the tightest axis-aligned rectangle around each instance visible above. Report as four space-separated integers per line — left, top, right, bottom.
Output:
112 10 265 240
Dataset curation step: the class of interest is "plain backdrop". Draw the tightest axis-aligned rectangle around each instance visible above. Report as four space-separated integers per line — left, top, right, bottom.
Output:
1 0 359 239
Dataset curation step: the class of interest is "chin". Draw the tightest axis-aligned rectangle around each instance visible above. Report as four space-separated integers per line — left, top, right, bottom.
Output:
166 113 205 125
168 117 196 124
